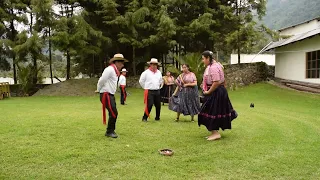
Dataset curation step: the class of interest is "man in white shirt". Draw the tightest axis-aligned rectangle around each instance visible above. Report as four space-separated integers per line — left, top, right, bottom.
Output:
118 68 128 105
97 54 128 138
139 58 163 122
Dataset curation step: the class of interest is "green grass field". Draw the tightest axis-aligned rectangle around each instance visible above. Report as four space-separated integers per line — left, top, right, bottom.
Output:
1 83 320 179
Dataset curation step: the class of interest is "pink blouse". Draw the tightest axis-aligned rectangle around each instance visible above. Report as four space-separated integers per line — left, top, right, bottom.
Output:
179 72 196 84
203 63 225 86
175 72 197 86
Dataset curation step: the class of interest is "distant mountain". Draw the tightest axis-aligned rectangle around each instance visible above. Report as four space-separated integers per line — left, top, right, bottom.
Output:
262 0 320 30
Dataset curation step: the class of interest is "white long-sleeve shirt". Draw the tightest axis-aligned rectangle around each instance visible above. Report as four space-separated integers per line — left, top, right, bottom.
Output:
118 75 126 86
97 66 118 94
139 69 163 90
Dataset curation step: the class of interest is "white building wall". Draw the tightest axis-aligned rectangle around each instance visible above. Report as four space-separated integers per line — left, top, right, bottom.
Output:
275 35 320 84
230 54 275 65
279 19 320 36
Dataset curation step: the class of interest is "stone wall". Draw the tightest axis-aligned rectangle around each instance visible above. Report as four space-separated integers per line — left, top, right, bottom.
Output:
223 62 275 90
126 76 141 88
127 62 275 90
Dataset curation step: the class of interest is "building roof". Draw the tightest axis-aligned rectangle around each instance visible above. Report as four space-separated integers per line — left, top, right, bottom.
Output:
264 27 320 51
278 17 320 31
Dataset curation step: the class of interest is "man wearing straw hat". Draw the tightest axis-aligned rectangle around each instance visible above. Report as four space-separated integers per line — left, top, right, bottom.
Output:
139 58 163 122
118 68 128 105
97 54 128 138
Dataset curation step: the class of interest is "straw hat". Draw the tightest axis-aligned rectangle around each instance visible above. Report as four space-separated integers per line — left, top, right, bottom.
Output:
121 68 128 72
109 54 129 63
147 58 161 65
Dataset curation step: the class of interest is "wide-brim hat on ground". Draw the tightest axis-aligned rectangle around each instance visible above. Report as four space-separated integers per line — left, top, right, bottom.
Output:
121 68 128 72
147 58 161 65
109 54 129 63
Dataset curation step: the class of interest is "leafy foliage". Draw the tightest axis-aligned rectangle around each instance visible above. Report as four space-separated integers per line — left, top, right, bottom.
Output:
1 0 270 82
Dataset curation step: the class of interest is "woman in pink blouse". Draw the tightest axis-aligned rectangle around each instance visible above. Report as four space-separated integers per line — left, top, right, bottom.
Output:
198 51 237 141
169 64 201 122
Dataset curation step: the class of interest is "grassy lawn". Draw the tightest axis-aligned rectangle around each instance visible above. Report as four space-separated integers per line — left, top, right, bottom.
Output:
0 83 320 179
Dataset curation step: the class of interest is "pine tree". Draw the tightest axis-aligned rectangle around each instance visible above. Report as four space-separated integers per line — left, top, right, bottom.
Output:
1 0 28 84
0 1 10 71
116 0 154 75
75 0 115 76
19 0 45 85
33 0 55 84
149 4 176 54
52 1 87 79
73 10 105 77
14 30 45 85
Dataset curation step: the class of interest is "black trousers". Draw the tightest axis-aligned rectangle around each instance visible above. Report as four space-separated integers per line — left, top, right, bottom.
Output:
120 86 127 105
100 93 118 133
143 90 161 119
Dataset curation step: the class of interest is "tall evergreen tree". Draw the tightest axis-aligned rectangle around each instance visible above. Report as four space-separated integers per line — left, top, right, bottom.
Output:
149 4 176 54
115 0 154 75
1 0 28 84
34 0 55 84
14 30 44 85
0 1 10 71
52 1 87 79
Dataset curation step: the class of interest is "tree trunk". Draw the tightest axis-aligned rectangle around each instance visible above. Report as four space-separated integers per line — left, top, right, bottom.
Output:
163 54 166 73
60 4 64 16
237 0 241 64
160 54 164 73
13 61 17 84
30 6 38 84
132 46 136 76
66 50 71 80
49 28 53 84
33 55 37 85
237 42 240 64
30 11 33 34
100 55 104 73
164 54 167 70
10 16 17 84
92 54 95 77
175 45 179 69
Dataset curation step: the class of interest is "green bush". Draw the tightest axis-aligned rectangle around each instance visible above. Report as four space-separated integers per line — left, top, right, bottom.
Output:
17 63 44 96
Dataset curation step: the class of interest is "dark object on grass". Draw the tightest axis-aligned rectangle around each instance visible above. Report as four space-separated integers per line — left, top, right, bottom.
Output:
159 149 174 156
250 103 254 108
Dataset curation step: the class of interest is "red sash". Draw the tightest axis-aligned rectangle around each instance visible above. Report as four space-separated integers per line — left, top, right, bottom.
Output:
120 85 126 101
101 64 119 125
144 89 149 118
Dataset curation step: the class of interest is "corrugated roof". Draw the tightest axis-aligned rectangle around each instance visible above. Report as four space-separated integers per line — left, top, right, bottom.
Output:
264 28 320 51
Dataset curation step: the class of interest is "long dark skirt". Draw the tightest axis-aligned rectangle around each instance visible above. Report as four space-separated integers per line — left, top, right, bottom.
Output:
198 85 237 131
169 86 201 116
160 84 174 103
